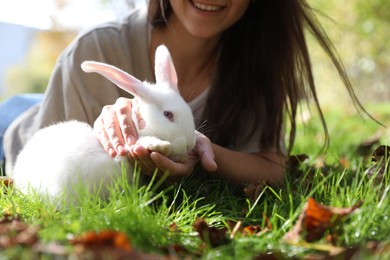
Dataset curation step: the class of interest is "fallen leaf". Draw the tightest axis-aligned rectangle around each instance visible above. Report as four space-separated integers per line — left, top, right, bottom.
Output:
70 230 151 260
285 154 321 192
160 243 192 257
339 156 350 169
243 181 271 201
286 154 310 174
169 222 180 232
366 241 390 255
0 214 39 248
0 177 13 187
0 177 13 195
262 211 273 231
71 229 132 252
242 212 272 237
372 145 390 161
229 214 271 239
193 218 229 248
242 225 263 236
283 198 362 243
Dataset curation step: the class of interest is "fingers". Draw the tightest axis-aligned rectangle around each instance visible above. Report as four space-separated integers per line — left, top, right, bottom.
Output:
129 145 156 175
115 98 137 146
93 97 137 157
132 132 217 179
94 116 117 157
128 144 195 179
150 152 191 175
150 152 195 182
104 105 126 155
195 131 218 172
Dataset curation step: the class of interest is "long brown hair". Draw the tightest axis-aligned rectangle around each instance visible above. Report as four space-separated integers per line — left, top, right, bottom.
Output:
148 0 370 153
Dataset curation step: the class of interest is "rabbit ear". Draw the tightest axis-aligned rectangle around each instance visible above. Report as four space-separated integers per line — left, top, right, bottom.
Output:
81 61 152 100
154 45 179 91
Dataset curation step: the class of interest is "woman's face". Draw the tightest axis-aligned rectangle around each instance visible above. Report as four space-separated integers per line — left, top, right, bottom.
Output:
169 0 251 39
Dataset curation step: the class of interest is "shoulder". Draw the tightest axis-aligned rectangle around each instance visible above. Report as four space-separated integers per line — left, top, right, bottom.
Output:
58 7 153 81
59 8 149 65
75 7 149 49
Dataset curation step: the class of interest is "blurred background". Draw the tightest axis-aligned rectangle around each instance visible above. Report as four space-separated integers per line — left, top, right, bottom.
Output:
0 0 389 106
0 0 146 98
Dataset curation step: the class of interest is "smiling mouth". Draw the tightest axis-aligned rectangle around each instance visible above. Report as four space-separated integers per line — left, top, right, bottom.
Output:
191 1 225 12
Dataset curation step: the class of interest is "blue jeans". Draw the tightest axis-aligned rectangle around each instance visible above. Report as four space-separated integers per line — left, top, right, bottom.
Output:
0 94 44 173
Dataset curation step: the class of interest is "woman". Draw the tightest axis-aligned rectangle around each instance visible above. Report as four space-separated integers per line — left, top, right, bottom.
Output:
1 0 365 184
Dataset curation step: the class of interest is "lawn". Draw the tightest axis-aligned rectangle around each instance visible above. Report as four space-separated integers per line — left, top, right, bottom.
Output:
1 103 389 259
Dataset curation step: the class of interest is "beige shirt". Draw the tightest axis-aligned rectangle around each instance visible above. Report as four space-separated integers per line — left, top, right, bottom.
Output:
4 8 265 173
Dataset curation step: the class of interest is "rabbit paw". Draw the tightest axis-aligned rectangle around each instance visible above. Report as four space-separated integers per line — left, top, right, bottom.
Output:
137 137 172 155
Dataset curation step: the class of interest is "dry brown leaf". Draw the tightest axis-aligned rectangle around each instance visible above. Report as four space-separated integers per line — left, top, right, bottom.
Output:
169 222 180 232
242 225 263 236
229 215 271 239
262 211 273 230
160 243 192 257
0 177 13 195
283 197 362 244
339 156 350 169
71 229 132 252
286 154 310 174
193 218 229 248
243 181 271 201
0 214 39 248
0 177 13 187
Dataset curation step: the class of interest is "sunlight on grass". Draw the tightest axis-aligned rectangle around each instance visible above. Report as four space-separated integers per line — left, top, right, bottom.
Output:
1 103 390 259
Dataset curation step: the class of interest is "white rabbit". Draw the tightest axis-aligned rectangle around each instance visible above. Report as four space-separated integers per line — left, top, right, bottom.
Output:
10 45 196 202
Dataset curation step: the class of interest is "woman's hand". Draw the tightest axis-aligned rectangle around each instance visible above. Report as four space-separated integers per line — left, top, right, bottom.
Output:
94 97 137 157
94 98 217 180
126 131 217 181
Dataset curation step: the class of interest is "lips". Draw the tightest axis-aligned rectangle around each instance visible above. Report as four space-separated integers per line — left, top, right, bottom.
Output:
191 1 225 12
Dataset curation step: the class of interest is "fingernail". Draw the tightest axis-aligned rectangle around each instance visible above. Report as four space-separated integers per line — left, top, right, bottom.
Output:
127 135 135 145
117 145 125 155
151 152 159 163
108 148 116 157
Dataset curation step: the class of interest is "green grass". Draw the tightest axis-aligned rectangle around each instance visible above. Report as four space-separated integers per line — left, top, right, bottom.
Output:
1 103 390 259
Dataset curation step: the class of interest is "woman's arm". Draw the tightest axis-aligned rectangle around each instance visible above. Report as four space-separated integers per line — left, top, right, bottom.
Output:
211 144 285 184
136 132 285 185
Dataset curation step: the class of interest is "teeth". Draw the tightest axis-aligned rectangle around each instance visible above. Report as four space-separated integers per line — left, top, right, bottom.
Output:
193 1 222 12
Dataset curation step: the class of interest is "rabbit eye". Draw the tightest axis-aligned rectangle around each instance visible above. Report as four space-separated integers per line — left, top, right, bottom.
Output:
164 111 174 122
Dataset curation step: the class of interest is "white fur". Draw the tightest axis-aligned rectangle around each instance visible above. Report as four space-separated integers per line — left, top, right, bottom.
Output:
10 45 196 203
